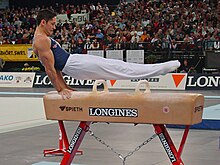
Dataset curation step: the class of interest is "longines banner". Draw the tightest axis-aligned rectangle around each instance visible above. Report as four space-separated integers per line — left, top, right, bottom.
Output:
186 74 220 90
33 72 98 88
0 44 38 61
33 72 187 90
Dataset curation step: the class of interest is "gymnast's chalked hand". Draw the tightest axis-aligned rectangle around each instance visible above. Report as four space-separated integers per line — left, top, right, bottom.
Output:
59 89 72 100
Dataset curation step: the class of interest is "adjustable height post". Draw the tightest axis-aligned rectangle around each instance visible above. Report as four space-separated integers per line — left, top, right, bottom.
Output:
61 121 91 165
153 124 186 165
43 120 83 156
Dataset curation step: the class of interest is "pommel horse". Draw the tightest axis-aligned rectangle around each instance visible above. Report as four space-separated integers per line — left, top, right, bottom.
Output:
43 80 204 165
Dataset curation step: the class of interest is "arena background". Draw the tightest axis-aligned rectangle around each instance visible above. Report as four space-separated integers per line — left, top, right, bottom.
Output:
9 0 120 8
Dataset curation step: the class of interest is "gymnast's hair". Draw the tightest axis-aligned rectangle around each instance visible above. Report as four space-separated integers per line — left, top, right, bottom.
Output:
36 9 57 26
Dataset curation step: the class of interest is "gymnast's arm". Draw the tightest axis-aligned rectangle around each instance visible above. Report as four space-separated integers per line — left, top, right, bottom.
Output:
34 36 72 99
56 70 77 91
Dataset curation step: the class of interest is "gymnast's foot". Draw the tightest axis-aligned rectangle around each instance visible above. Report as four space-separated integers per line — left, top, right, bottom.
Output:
163 60 181 73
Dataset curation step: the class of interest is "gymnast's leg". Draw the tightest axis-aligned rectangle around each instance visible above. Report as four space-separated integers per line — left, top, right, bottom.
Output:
62 54 180 80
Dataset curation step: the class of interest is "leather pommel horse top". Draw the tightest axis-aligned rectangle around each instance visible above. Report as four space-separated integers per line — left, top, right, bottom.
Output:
43 80 204 125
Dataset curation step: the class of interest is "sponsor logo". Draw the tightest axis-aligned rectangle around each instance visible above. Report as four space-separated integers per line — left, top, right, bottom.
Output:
194 106 203 113
172 74 185 87
131 78 160 82
59 106 83 112
89 107 138 117
110 80 117 86
67 127 83 153
0 75 13 81
24 76 32 83
158 133 177 163
34 73 96 87
15 76 22 83
187 75 220 88
0 50 26 55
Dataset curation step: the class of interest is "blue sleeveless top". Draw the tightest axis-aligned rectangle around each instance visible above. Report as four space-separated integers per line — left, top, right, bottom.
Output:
50 38 70 71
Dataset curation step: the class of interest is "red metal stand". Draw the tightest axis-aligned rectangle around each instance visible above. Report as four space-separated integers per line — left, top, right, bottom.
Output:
61 121 91 165
43 120 83 156
153 124 190 165
51 122 189 165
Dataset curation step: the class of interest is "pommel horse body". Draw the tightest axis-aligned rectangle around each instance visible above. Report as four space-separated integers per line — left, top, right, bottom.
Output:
43 80 204 165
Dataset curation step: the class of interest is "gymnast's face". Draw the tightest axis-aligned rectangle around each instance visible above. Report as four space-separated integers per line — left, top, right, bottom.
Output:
41 17 56 36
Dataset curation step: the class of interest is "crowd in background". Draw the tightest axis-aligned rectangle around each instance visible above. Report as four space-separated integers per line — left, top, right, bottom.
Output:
0 0 220 57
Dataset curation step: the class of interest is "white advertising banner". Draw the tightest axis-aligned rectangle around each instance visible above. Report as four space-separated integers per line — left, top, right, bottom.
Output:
107 73 187 90
71 13 89 24
0 0 9 9
56 13 89 24
0 72 35 88
126 50 144 64
87 50 104 58
106 50 123 61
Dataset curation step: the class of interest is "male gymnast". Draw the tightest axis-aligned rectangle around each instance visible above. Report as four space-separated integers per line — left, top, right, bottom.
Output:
33 9 180 99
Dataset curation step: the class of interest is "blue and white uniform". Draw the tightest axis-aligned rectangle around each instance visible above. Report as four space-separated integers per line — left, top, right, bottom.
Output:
50 38 180 80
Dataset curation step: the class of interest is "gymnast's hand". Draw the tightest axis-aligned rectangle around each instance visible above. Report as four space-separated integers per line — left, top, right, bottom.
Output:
59 89 73 100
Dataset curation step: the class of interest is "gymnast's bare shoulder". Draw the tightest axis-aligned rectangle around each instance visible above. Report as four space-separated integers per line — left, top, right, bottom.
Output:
33 35 51 57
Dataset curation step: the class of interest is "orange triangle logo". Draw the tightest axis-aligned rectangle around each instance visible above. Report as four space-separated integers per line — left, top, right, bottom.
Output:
110 80 116 86
172 74 185 87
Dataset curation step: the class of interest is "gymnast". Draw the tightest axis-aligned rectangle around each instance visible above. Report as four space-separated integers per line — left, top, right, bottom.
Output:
33 9 180 99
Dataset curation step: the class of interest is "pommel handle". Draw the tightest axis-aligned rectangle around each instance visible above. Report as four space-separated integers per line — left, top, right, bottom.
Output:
92 80 109 93
135 80 151 94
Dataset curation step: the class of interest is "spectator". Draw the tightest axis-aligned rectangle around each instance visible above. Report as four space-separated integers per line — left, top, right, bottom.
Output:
131 31 140 43
62 37 70 52
74 28 84 41
104 35 115 50
151 34 162 51
204 33 215 50
0 31 4 43
84 38 92 50
145 25 154 38
179 59 195 73
120 36 130 50
183 34 194 44
91 38 100 49
22 28 30 43
95 29 104 41
140 30 150 42
69 38 77 53
0 58 5 71
76 36 84 53
106 25 116 38
53 30 62 43
16 29 23 41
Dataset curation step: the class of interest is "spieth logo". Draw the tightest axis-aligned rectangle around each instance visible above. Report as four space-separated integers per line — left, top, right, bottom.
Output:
59 106 83 112
89 107 138 117
194 106 203 113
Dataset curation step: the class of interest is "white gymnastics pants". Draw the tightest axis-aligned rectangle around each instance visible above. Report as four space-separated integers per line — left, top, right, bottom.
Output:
62 54 180 80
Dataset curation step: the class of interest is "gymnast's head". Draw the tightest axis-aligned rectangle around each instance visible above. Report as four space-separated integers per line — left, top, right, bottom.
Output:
36 9 57 36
